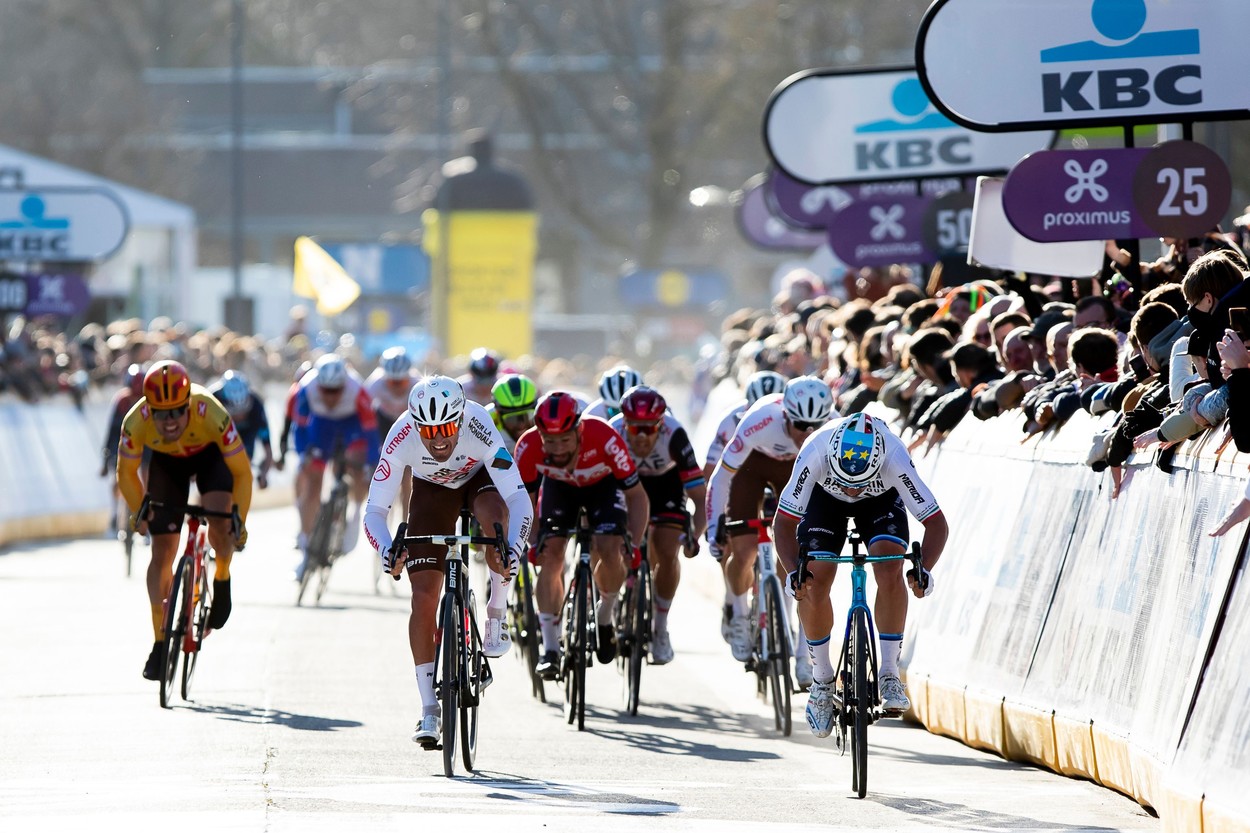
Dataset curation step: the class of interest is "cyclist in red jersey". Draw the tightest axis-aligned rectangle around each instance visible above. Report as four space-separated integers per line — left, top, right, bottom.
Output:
513 391 650 678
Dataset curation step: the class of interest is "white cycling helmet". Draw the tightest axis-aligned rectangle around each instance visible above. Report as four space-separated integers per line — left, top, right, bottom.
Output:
409 375 466 426
598 365 643 409
745 370 787 406
315 353 347 390
379 346 412 381
827 413 887 487
782 375 833 423
218 371 250 415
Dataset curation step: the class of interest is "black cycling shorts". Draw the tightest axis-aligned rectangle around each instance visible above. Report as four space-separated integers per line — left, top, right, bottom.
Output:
795 487 909 557
537 476 627 539
639 469 690 527
147 445 235 535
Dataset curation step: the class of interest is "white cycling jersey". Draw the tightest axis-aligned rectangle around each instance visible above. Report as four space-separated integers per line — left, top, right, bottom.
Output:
608 412 703 480
704 400 747 470
362 400 533 559
298 366 368 420
365 367 421 420
776 418 941 522
583 398 613 420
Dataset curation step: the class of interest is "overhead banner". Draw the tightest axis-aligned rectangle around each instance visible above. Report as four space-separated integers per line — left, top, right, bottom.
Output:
763 67 1054 185
917 0 1250 131
0 188 128 262
828 195 937 267
735 175 827 251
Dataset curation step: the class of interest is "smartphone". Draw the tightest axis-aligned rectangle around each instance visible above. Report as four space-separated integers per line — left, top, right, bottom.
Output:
1128 353 1150 382
1229 307 1250 340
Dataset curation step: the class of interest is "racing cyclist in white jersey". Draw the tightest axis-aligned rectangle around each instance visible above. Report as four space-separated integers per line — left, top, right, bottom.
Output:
773 412 948 736
363 375 533 748
365 346 422 527
703 370 788 483
705 376 837 685
584 365 642 420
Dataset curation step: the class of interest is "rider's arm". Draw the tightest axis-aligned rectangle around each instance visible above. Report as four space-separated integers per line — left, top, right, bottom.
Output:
362 419 409 556
353 386 381 466
622 480 650 548
774 443 821 574
705 412 755 543
253 397 274 463
213 407 254 522
115 403 146 514
919 511 948 571
670 426 708 540
478 421 535 560
773 510 801 575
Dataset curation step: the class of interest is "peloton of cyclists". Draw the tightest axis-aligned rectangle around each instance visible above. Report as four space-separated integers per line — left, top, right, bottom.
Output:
608 385 706 664
513 391 650 678
772 411 947 737
208 370 276 489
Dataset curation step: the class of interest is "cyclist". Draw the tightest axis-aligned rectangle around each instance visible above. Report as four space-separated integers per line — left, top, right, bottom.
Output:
608 385 706 664
513 391 650 678
773 412 947 736
101 363 147 533
365 346 422 518
292 353 379 579
487 373 538 453
585 365 643 420
703 370 788 482
364 375 532 747
705 375 836 685
457 347 501 405
276 359 313 474
117 361 251 680
208 370 275 489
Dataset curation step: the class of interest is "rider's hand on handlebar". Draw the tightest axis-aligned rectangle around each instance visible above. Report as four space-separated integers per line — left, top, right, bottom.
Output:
906 566 934 598
679 533 700 559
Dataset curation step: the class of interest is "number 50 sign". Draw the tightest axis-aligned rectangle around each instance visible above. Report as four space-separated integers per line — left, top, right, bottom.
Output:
1003 140 1229 242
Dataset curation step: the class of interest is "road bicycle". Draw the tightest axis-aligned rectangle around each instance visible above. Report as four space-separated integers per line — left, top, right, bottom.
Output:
387 510 504 777
507 551 545 703
145 499 240 709
724 516 793 736
797 529 923 799
297 445 350 607
537 511 600 731
615 535 650 717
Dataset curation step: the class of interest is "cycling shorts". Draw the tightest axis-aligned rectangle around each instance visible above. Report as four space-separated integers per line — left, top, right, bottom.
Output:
537 476 627 539
403 468 499 575
639 469 691 528
796 487 909 557
146 445 234 535
297 414 370 470
726 451 795 538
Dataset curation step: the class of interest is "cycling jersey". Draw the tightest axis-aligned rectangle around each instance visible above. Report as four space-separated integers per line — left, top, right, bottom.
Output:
583 399 615 421
704 400 747 470
206 383 270 458
365 367 421 423
363 400 533 559
514 416 639 491
292 369 380 465
116 386 253 520
776 418 941 523
103 388 142 464
608 413 703 486
456 375 495 406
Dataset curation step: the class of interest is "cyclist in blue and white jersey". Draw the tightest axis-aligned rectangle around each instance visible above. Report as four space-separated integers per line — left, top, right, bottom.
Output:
584 365 642 420
773 412 948 738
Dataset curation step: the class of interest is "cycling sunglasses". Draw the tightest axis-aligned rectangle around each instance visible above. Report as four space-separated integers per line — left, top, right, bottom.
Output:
152 404 189 422
624 421 661 436
500 409 535 425
792 419 823 433
418 420 461 439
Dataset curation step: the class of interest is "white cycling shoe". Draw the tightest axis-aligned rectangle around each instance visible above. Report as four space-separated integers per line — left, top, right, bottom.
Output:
879 673 910 715
483 617 511 658
649 630 674 665
728 615 752 662
794 650 814 691
806 680 836 738
412 712 441 747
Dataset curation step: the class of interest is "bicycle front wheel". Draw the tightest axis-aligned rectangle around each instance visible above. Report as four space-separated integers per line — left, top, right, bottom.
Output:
851 609 871 798
461 590 481 772
181 559 211 701
298 501 335 607
764 576 793 736
440 593 460 777
159 556 192 709
625 564 650 716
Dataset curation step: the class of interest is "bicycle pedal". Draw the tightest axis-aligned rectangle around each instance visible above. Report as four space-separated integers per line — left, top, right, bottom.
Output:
420 740 441 752
480 665 494 690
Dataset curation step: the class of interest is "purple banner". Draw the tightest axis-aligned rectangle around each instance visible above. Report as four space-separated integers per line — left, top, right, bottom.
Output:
1003 148 1153 242
767 170 851 230
828 195 937 267
24 271 90 318
736 179 826 251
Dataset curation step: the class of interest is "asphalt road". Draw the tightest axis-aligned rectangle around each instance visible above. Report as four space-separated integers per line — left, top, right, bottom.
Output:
1 506 1159 832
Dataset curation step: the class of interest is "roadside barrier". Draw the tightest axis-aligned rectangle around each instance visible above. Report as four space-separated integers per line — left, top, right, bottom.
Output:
901 407 1250 833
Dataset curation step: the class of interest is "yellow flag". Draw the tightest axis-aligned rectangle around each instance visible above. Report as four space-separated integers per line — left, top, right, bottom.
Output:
292 236 361 316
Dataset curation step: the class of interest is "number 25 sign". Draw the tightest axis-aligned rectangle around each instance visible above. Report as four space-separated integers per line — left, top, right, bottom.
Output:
1002 140 1229 242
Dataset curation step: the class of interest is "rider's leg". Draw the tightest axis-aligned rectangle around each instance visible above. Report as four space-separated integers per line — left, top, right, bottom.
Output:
342 443 370 552
146 535 180 638
469 488 510 618
296 460 325 540
535 535 568 654
649 524 682 636
869 549 907 677
407 568 442 715
798 562 838 683
590 533 627 626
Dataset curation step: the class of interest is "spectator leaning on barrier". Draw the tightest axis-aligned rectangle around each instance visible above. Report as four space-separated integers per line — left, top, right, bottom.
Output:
1182 249 1250 383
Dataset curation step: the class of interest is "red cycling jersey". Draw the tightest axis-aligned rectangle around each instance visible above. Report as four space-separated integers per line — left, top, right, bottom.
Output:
514 416 640 491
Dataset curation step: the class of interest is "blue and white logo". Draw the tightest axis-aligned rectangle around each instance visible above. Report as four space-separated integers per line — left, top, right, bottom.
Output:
0 188 128 261
854 79 955 134
1041 0 1199 63
0 195 70 230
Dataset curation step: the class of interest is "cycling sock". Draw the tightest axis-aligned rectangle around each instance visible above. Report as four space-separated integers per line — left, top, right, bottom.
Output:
807 635 834 683
214 553 232 581
879 633 903 677
416 662 437 713
343 504 362 552
653 595 672 634
730 591 751 618
597 592 618 626
487 569 507 612
539 613 560 653
796 618 807 649
151 603 165 641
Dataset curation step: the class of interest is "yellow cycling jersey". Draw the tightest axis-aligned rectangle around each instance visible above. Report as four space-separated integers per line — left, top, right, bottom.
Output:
116 385 252 519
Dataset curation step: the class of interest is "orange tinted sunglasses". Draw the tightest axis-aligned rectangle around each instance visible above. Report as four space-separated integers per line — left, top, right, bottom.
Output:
624 421 661 436
418 421 460 439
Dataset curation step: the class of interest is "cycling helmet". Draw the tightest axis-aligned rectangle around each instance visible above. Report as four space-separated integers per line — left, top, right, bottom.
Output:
125 363 144 396
827 413 887 487
468 348 501 381
379 346 412 381
782 375 833 422
598 365 643 409
408 375 466 426
218 371 251 414
492 373 538 412
745 370 787 406
534 391 581 435
315 353 347 390
143 360 191 409
619 385 667 423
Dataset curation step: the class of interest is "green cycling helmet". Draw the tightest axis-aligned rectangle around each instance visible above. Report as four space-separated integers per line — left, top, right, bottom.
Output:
491 373 538 413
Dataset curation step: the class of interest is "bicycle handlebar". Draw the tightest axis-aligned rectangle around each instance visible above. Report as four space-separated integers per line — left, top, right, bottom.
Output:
795 541 924 594
385 521 508 581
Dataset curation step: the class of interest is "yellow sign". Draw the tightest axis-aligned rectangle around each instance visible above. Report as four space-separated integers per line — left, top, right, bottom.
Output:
656 270 691 307
423 210 538 358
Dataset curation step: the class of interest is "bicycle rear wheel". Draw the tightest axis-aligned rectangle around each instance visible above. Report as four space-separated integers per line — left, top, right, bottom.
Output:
624 563 650 716
160 556 192 709
519 563 545 703
461 590 481 772
181 558 211 701
439 593 460 777
851 609 870 798
297 500 334 607
764 577 793 736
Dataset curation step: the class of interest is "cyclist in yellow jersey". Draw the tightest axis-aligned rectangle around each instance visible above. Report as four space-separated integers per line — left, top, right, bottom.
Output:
117 360 252 681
